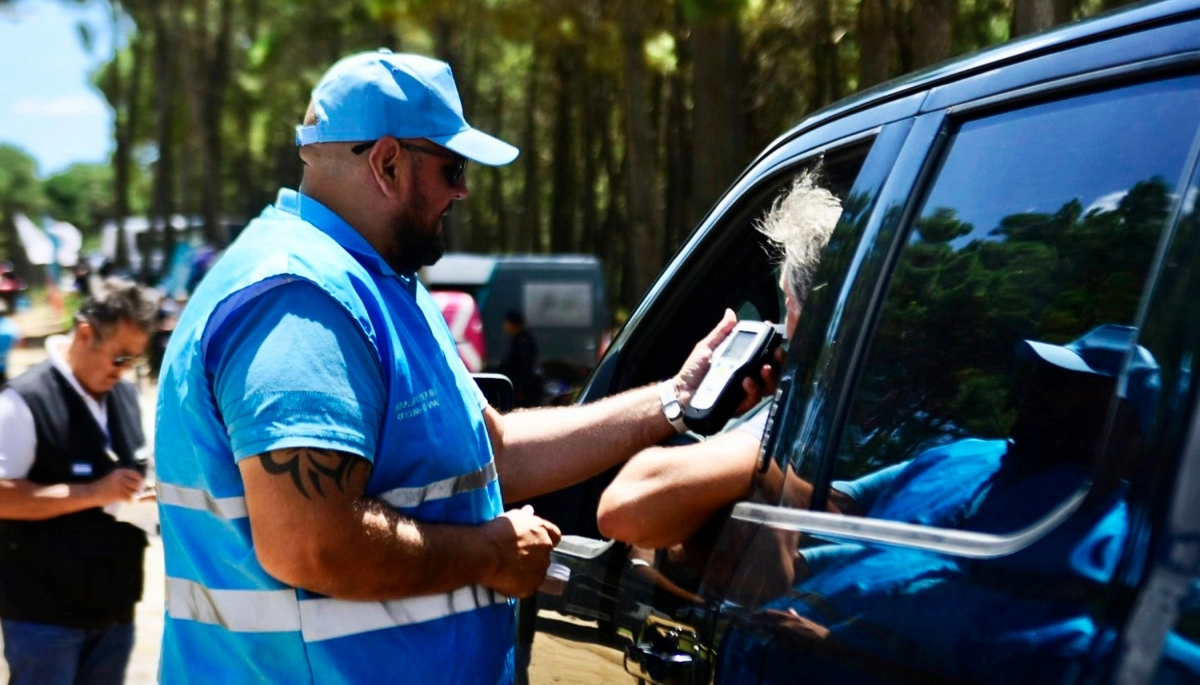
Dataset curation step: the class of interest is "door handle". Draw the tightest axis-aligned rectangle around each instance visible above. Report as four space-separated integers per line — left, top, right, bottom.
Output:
624 615 712 685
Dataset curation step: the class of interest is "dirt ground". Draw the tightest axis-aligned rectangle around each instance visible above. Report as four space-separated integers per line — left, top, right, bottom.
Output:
1 331 635 684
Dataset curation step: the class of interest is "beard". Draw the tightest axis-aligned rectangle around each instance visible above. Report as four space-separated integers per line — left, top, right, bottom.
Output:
384 189 447 273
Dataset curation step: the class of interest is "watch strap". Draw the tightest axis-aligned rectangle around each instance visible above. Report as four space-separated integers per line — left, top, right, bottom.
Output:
658 380 687 433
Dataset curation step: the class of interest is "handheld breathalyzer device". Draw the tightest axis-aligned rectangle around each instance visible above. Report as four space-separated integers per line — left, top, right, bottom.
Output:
683 320 784 435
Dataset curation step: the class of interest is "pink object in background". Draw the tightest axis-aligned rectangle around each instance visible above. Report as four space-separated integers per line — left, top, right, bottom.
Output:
431 290 487 372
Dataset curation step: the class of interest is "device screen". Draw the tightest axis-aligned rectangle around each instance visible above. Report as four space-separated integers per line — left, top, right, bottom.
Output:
723 330 758 360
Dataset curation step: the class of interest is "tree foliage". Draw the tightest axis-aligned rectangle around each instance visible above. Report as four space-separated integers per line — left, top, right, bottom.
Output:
42 163 115 237
0 145 46 277
7 0 1141 310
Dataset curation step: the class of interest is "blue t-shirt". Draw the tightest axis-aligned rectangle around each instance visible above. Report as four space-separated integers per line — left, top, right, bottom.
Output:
208 281 386 462
156 189 510 685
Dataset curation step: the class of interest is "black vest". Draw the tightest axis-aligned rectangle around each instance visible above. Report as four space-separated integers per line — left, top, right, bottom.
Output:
0 361 148 628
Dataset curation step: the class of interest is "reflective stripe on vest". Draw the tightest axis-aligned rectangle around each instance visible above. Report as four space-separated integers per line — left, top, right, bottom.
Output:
158 482 249 519
158 461 497 519
298 584 504 642
166 577 503 642
375 461 497 509
166 577 301 632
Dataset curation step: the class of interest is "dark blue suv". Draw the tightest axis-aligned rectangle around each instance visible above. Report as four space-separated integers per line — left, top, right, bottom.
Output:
525 1 1200 683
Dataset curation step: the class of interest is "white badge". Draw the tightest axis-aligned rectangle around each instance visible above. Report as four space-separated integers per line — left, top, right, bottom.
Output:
71 463 94 476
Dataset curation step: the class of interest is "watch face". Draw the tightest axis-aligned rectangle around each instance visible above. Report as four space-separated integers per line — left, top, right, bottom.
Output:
665 401 682 419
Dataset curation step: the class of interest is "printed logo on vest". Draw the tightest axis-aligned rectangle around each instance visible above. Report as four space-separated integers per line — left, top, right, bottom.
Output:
395 388 440 422
71 462 94 476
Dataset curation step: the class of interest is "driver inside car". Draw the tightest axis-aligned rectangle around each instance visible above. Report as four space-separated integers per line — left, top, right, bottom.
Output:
597 169 845 549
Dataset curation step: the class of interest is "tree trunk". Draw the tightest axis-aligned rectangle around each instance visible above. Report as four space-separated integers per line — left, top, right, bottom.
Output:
857 0 893 89
109 1 131 271
549 48 578 253
621 0 662 306
519 46 543 253
200 0 233 248
813 0 842 108
234 0 261 222
1013 0 1056 37
664 10 692 253
178 0 234 249
911 0 957 69
433 15 467 251
601 101 625 311
689 13 746 229
578 67 604 257
151 0 179 284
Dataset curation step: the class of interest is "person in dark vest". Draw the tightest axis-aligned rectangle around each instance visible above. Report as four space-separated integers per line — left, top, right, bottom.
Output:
0 277 157 685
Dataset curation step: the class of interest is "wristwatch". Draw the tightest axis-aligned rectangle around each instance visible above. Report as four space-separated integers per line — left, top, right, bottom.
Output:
658 380 687 434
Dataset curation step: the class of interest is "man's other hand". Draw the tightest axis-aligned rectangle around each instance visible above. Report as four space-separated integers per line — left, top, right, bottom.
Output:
88 468 145 506
736 341 784 415
481 505 562 598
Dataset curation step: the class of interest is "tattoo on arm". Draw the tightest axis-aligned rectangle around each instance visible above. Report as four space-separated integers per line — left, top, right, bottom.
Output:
260 449 362 499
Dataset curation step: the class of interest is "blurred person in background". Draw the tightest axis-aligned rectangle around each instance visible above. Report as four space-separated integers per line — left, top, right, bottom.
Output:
0 277 157 685
497 309 542 408
0 298 19 385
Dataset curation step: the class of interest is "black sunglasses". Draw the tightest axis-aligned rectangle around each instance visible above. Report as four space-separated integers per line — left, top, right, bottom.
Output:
351 140 467 187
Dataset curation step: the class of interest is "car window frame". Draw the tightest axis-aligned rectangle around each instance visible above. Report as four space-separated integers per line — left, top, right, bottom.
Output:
1108 111 1200 683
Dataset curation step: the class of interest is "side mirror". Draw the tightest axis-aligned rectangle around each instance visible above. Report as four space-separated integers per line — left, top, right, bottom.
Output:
473 373 515 413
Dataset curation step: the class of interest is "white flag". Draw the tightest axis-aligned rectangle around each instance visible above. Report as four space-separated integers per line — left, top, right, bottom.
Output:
13 214 54 266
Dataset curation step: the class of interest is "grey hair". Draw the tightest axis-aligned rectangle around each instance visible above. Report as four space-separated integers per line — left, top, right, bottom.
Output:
755 169 842 303
76 277 159 337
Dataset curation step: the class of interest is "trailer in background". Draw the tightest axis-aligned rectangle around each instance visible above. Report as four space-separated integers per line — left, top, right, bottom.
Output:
421 253 608 398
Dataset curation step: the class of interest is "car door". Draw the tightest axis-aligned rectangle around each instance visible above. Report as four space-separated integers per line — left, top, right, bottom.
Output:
702 46 1200 685
518 101 923 683
1107 119 1200 685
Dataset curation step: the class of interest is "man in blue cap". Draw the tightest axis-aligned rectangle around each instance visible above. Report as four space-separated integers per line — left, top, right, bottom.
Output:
154 50 748 684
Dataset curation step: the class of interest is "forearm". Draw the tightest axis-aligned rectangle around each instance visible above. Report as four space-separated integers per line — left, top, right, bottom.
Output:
493 384 675 502
243 448 555 602
0 479 103 520
263 496 502 601
597 433 760 548
493 310 747 504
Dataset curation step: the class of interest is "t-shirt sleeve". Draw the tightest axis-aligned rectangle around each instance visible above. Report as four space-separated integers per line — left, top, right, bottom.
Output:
208 280 387 463
732 399 772 439
831 461 910 513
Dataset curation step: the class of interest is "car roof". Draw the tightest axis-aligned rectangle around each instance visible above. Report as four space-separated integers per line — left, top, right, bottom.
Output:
421 253 602 287
764 0 1200 154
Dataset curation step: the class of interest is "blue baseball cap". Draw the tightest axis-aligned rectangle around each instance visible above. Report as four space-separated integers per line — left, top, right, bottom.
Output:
1016 324 1161 434
295 49 519 166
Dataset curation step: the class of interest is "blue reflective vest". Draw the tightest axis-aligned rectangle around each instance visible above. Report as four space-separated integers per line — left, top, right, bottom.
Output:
156 189 512 684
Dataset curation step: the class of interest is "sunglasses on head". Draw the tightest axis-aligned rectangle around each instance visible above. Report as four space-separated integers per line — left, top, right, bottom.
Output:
351 140 468 187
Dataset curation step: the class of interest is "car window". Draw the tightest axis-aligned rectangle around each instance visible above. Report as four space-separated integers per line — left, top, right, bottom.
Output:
713 72 1200 685
833 74 1200 490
